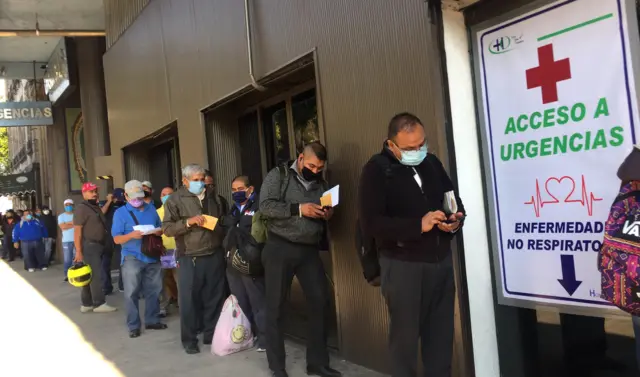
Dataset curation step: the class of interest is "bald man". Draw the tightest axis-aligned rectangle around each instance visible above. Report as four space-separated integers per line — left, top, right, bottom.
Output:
158 187 178 316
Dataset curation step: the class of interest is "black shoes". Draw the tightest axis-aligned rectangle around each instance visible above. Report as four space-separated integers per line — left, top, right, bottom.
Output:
145 323 168 330
306 366 342 377
184 344 200 354
203 338 212 345
271 370 289 377
129 329 141 338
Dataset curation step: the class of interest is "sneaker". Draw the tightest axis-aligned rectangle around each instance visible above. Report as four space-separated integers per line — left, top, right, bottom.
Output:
257 347 266 352
118 287 124 293
63 277 68 282
41 267 47 271
28 268 35 273
80 306 94 313
93 304 117 313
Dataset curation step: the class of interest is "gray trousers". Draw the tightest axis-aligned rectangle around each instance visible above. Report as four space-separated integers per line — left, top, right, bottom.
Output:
81 241 106 307
380 254 455 377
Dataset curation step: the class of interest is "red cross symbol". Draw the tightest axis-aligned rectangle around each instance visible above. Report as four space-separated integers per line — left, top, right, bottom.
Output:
525 44 572 104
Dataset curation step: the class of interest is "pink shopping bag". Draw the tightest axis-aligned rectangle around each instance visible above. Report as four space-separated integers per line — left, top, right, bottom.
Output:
211 295 255 356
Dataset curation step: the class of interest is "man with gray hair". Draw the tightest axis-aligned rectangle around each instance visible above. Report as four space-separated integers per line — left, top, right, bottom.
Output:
162 163 229 354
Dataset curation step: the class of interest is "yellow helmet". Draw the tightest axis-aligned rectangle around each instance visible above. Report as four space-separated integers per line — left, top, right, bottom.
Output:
67 262 92 288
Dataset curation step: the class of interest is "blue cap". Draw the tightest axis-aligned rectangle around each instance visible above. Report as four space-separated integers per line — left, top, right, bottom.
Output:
113 188 125 201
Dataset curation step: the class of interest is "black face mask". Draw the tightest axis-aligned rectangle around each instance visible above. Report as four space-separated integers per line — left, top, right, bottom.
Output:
143 190 151 198
302 166 322 182
87 199 98 206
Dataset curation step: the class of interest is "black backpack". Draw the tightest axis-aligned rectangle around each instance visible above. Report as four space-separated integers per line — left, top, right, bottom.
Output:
355 154 395 286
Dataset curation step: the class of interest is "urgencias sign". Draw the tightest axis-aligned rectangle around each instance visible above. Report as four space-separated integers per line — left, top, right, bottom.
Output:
0 101 53 126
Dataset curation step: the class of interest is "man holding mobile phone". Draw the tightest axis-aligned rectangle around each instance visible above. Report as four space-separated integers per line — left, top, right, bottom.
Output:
358 113 465 377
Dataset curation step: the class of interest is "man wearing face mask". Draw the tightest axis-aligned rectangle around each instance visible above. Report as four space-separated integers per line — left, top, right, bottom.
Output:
13 209 48 272
358 113 465 377
59 199 76 281
158 186 179 316
106 188 126 292
259 142 338 377
39 206 57 264
222 175 267 352
73 182 117 313
142 181 161 209
112 180 167 338
162 164 229 354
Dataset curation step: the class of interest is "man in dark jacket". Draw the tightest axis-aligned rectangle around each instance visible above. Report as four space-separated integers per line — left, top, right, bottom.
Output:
358 113 465 377
39 206 57 263
260 142 340 377
162 163 228 355
222 175 266 351
1 210 17 261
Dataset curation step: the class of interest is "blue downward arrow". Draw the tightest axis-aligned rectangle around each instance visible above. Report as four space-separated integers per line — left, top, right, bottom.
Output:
558 254 582 296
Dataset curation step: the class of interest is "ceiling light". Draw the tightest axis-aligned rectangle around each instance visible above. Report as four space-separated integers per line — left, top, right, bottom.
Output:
35 13 40 36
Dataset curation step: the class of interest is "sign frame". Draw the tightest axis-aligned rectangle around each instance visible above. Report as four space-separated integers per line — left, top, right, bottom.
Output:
470 0 640 317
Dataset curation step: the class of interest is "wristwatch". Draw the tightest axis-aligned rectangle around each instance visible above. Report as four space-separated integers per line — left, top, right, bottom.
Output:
185 219 191 228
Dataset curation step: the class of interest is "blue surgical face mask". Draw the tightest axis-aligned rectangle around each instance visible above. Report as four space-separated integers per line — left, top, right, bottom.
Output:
161 195 170 204
25 214 33 221
188 181 205 195
64 205 73 212
399 144 428 166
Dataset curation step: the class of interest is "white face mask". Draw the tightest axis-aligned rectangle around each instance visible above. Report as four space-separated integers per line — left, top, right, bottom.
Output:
43 210 50 215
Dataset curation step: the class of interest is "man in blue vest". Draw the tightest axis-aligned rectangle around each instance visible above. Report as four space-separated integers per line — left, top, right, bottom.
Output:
13 209 49 272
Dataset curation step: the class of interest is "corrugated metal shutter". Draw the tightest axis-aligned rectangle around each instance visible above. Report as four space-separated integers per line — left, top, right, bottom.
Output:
123 148 150 183
104 0 151 49
205 110 241 202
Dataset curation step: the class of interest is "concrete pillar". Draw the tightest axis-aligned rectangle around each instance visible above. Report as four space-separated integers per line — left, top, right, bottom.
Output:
75 37 112 194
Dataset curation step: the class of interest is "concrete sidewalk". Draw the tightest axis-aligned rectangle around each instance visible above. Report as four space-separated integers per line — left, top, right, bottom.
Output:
0 260 386 377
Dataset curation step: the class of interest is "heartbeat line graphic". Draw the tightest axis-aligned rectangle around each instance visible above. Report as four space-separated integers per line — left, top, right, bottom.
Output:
524 175 603 218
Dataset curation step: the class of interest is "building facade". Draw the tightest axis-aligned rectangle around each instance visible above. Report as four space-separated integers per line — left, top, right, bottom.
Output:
90 0 640 375
96 0 471 374
5 78 50 209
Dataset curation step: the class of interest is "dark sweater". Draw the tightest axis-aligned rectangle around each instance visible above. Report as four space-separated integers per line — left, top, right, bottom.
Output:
259 164 327 246
358 148 465 263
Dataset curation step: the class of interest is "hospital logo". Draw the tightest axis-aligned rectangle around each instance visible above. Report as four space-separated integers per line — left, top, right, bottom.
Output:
488 34 524 55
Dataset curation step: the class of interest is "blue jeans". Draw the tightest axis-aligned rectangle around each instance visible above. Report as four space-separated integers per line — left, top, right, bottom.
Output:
22 240 47 270
122 255 162 331
632 316 640 371
62 242 76 277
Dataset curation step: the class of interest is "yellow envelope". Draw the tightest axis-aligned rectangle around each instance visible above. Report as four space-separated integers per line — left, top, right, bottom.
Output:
320 193 332 208
202 215 218 231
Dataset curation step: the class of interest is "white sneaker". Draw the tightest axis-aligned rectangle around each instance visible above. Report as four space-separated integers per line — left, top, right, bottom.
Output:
93 303 117 313
28 268 35 273
41 267 47 271
80 306 93 313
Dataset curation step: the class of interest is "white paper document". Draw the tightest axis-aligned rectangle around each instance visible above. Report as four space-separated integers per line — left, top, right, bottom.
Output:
133 225 161 235
443 191 458 214
321 185 340 207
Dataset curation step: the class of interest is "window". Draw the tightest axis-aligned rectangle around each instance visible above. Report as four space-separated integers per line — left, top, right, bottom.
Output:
255 87 320 173
292 89 320 155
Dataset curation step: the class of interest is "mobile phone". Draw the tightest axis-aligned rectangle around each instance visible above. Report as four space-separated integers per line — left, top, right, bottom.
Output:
445 214 466 224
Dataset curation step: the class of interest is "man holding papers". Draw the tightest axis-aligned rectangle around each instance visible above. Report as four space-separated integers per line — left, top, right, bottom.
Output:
112 180 166 338
259 142 340 377
162 163 229 355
